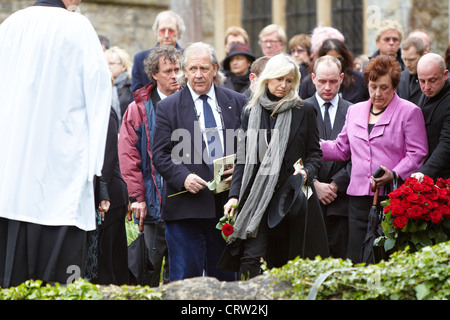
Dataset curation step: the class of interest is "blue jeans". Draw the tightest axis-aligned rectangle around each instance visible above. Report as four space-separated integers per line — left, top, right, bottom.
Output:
165 218 236 282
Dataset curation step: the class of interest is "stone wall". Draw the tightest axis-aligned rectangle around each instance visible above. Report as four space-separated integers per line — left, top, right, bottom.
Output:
0 0 216 62
365 0 449 56
410 0 449 55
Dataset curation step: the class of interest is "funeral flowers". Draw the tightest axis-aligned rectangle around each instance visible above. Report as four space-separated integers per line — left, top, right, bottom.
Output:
216 214 236 241
377 175 450 253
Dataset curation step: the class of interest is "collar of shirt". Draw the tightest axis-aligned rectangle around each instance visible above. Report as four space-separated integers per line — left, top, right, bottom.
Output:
315 93 339 128
187 84 222 129
187 84 224 148
157 87 168 100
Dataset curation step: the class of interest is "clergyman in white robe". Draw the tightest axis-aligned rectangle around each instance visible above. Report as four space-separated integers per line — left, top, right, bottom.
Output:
0 1 112 287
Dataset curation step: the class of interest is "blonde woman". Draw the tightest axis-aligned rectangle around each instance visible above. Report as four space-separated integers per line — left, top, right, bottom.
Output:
219 54 328 279
105 46 133 125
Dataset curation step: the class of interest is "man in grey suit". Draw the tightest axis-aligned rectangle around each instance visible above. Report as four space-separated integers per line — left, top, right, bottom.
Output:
306 55 352 259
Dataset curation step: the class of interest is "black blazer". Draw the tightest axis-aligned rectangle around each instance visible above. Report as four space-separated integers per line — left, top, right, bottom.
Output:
417 80 450 179
306 95 352 217
153 86 247 221
397 70 422 106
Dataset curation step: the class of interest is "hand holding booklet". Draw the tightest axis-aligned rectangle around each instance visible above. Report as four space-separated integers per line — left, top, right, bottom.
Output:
168 154 236 197
208 154 236 194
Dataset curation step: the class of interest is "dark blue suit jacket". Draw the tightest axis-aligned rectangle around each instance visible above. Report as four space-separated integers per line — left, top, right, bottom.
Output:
131 43 184 94
153 86 247 221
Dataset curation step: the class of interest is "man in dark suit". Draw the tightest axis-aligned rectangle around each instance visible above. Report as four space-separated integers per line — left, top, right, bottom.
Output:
413 53 450 180
131 11 185 94
153 42 247 282
397 37 428 105
306 55 352 259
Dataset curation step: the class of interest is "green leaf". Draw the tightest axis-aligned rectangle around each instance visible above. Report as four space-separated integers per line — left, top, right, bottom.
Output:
436 231 448 243
415 283 430 300
384 238 396 251
442 218 450 229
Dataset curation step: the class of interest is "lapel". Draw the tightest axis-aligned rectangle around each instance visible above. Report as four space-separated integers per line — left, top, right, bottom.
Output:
287 101 306 146
369 93 401 140
307 96 326 139
353 100 371 142
178 87 205 161
330 98 349 139
214 86 236 155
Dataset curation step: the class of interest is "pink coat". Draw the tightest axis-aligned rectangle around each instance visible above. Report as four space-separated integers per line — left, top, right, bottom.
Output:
321 93 428 196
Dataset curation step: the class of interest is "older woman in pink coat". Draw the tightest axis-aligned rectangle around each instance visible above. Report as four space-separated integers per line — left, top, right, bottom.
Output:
321 55 428 263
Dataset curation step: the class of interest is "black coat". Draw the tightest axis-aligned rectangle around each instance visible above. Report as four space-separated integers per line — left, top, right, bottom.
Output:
417 80 450 179
306 95 352 217
222 70 251 94
397 70 422 106
219 101 329 271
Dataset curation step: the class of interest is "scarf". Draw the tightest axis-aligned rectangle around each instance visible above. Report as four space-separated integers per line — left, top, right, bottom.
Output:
34 0 66 8
228 91 298 241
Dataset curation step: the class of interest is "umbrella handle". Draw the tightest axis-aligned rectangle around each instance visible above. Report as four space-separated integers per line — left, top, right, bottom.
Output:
372 183 379 205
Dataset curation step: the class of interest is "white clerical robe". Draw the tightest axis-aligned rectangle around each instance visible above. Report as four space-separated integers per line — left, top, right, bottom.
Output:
0 6 112 231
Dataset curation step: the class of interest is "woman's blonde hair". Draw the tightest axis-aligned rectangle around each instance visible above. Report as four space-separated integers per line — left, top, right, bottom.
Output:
105 46 133 77
248 54 301 112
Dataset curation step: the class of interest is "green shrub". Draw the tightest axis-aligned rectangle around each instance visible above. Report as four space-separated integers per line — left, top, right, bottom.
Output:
268 241 450 300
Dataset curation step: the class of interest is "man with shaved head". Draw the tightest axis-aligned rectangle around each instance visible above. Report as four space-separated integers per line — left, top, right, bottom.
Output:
412 53 450 181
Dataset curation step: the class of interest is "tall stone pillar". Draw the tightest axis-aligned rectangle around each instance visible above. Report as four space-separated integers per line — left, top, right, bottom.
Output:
170 0 204 48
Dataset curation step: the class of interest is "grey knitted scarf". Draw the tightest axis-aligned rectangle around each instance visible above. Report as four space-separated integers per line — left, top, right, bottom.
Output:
229 92 298 241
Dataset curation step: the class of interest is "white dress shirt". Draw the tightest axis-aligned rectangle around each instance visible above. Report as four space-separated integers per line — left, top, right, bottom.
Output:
187 84 225 151
315 93 340 130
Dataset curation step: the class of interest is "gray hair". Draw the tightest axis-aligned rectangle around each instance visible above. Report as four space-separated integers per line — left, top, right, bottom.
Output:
144 45 182 83
176 42 225 87
152 11 186 37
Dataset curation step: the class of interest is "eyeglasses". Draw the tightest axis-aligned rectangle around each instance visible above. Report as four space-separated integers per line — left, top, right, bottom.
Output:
260 40 281 46
290 48 307 55
158 28 176 36
381 37 400 43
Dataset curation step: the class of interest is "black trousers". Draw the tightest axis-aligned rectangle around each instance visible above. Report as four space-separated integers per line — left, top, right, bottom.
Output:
347 195 386 263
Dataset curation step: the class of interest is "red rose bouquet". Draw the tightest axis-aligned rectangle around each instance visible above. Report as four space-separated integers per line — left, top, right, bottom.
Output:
376 175 450 253
216 215 236 241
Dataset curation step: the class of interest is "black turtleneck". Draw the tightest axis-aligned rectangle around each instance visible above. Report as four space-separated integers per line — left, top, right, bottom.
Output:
34 0 66 9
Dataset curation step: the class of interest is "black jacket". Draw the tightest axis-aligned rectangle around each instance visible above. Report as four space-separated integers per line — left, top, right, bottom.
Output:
417 80 450 179
306 95 352 217
397 70 422 106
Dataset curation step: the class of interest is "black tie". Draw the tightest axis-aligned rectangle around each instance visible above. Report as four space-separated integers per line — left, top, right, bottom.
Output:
323 102 332 139
200 95 223 163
